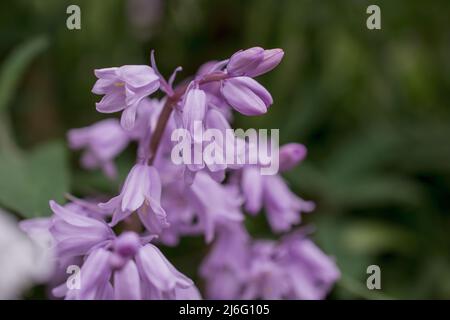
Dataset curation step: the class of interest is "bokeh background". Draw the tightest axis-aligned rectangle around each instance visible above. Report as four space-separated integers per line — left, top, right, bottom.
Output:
1 0 450 299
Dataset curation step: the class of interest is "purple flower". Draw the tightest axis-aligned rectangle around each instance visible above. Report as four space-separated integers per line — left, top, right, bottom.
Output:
188 47 283 117
22 199 199 300
128 98 164 141
76 248 113 300
249 48 284 77
226 47 284 77
241 166 264 213
174 286 202 300
201 228 339 300
71 237 197 300
188 172 244 242
181 86 207 143
158 181 200 246
200 223 250 299
221 77 273 116
276 233 340 299
92 65 160 130
264 174 315 232
49 200 115 259
279 143 307 172
217 47 284 115
68 119 130 178
17 47 340 301
240 241 289 299
226 47 265 76
241 166 314 233
204 108 245 171
113 259 141 299
239 143 313 232
100 164 169 234
136 243 193 296
200 223 249 275
64 231 197 300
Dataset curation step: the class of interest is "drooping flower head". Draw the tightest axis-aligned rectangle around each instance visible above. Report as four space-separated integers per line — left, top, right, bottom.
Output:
22 199 198 300
240 143 314 233
201 226 339 300
17 47 340 301
100 164 169 234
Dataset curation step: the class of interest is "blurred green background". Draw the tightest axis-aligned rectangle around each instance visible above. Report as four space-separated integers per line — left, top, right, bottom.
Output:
1 0 450 299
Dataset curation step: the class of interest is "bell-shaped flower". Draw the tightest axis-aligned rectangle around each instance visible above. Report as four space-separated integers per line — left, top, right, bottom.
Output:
136 243 194 295
92 65 160 130
241 166 264 214
110 232 142 299
158 181 200 246
181 87 207 144
68 119 130 178
99 164 169 234
277 233 340 300
201 228 339 300
240 167 314 233
200 223 250 281
188 172 244 242
264 174 315 233
49 228 199 300
49 201 115 259
77 248 113 300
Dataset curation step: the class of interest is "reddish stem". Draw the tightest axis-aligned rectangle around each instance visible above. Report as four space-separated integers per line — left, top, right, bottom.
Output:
147 85 186 165
147 72 229 166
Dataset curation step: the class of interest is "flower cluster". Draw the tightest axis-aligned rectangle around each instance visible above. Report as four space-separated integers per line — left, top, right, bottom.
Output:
201 224 340 299
21 47 339 300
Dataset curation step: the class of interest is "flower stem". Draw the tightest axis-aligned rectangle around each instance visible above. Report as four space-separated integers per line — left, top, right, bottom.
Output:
146 72 229 166
147 84 187 165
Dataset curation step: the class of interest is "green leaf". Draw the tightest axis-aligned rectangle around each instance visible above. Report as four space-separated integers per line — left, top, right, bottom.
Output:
0 35 49 151
0 141 69 218
0 35 49 115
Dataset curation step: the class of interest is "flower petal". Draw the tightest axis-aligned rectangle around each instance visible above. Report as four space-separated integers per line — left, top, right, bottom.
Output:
182 88 207 143
226 47 264 76
95 90 126 113
120 102 138 130
78 248 112 299
114 260 141 300
246 48 284 77
242 167 263 214
119 65 159 88
136 244 193 292
221 77 271 115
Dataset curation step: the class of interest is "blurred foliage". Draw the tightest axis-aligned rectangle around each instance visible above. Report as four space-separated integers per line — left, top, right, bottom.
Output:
1 0 450 299
0 36 68 217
